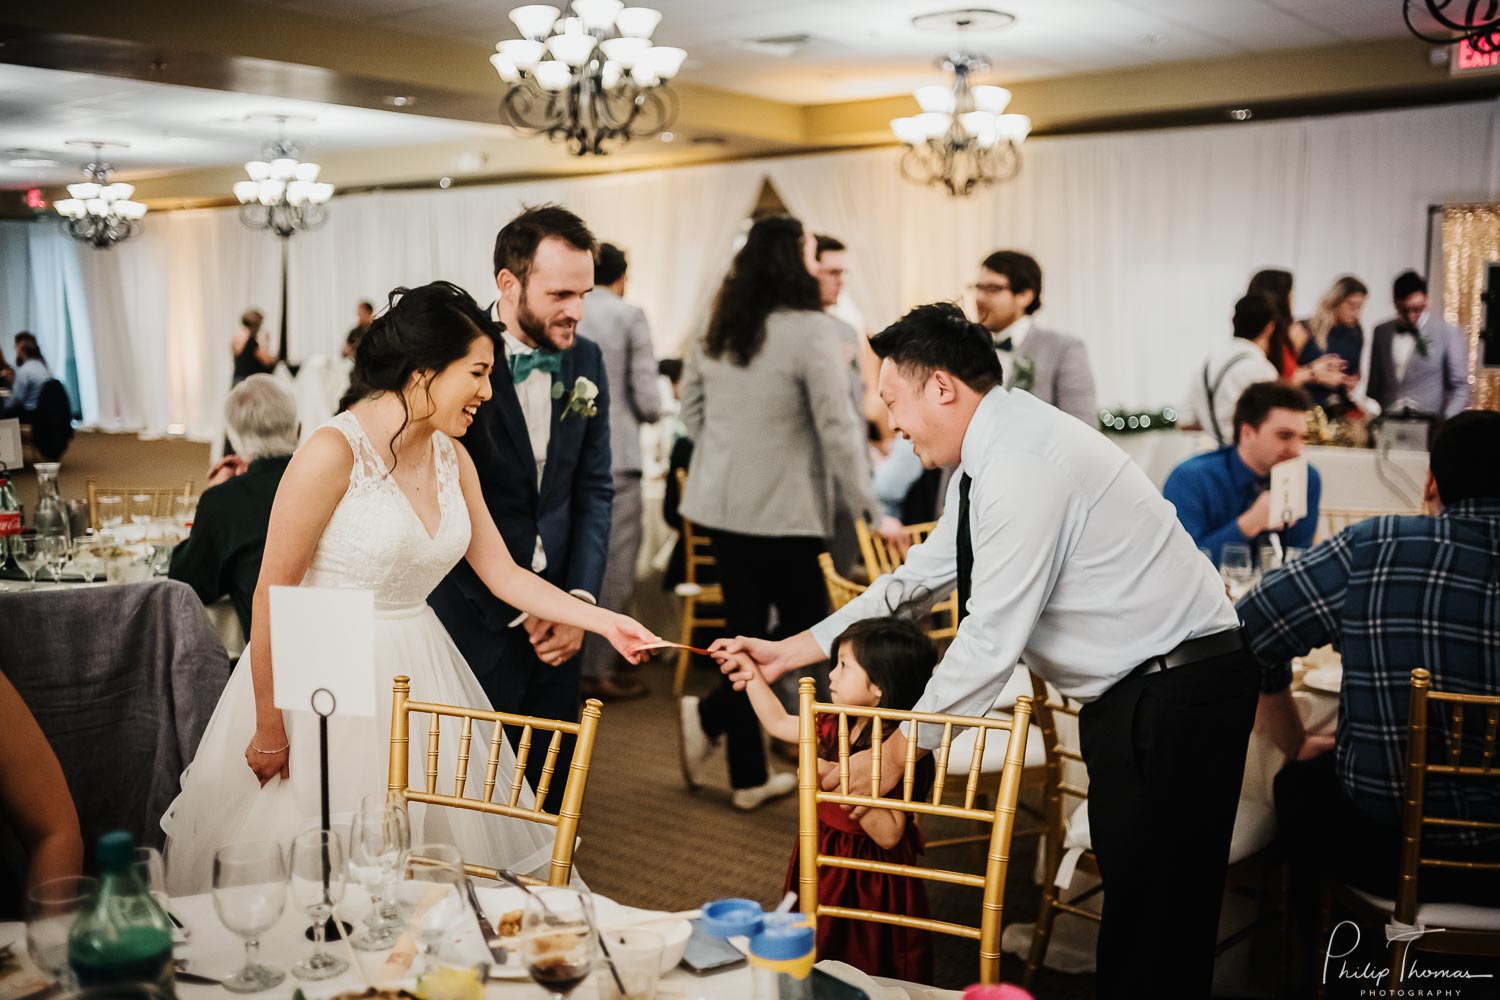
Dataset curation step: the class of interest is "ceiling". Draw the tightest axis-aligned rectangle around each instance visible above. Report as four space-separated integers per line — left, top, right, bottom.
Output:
244 0 1412 103
0 62 508 188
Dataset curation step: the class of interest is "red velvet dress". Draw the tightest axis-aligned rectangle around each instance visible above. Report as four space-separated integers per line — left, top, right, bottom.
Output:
783 715 934 983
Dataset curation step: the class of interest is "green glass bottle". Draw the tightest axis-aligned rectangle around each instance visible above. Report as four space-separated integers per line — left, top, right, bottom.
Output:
68 831 176 996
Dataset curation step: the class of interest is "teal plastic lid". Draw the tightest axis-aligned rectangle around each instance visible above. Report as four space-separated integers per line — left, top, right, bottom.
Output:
749 914 814 962
97 830 136 871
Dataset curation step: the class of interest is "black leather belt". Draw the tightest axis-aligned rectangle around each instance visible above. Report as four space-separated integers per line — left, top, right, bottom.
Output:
1131 626 1247 678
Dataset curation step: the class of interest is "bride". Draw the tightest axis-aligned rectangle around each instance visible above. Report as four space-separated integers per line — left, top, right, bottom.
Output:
163 281 658 892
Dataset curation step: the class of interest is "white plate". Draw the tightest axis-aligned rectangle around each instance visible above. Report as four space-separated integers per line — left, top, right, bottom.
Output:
468 886 688 979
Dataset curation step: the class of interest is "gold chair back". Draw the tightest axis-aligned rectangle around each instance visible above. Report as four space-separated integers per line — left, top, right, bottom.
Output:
1316 507 1419 543
850 519 959 647
817 552 866 612
86 478 196 532
388 676 603 886
795 677 1033 985
670 468 727 698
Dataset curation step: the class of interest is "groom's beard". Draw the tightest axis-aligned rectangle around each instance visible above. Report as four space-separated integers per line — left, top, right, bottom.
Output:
516 289 574 351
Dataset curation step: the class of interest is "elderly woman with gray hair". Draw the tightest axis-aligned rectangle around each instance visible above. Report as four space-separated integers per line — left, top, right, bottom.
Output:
169 374 300 636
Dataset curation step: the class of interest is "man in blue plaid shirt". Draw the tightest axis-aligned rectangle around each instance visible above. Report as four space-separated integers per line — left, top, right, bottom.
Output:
1238 410 1499 952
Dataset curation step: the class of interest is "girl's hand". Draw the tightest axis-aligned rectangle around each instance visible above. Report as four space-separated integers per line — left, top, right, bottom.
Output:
606 615 661 665
245 719 290 786
712 648 766 688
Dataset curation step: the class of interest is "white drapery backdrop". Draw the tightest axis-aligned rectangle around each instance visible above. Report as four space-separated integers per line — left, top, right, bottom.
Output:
10 97 1497 436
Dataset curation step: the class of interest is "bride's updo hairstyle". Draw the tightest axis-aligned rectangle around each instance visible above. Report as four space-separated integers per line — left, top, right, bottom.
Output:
339 280 500 471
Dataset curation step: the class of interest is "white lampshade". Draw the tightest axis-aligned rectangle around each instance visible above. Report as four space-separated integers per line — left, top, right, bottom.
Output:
995 113 1031 142
233 181 260 204
559 16 584 35
490 53 521 81
499 39 546 71
890 117 927 145
630 63 658 87
546 31 596 67
915 112 951 138
308 182 335 204
286 180 311 205
615 7 661 38
600 36 650 69
915 85 955 115
102 182 135 202
601 59 623 89
959 111 992 137
533 60 574 91
118 200 148 220
640 45 685 80
293 162 320 182
67 182 101 200
509 4 560 39
86 198 109 216
258 179 286 205
245 160 271 181
974 123 1001 149
971 85 1011 114
269 158 297 180
54 198 84 218
570 0 622 32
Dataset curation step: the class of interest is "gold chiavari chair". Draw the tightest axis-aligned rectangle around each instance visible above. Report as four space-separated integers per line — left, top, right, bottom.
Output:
670 469 726 699
818 552 866 612
1326 668 1500 990
796 676 1033 985
853 519 958 647
388 676 603 887
1315 506 1420 543
86 477 196 532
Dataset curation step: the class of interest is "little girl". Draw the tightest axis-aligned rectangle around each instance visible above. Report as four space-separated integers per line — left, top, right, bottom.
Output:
725 617 938 982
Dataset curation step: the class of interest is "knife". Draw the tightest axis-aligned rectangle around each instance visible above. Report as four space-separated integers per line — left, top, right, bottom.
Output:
464 878 508 966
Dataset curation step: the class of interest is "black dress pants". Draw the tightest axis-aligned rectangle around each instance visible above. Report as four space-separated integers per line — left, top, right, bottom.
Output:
699 530 828 790
1078 648 1260 997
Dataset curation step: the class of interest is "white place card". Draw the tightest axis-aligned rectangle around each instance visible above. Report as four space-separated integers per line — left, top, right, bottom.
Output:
270 585 376 717
1269 455 1309 530
0 418 21 470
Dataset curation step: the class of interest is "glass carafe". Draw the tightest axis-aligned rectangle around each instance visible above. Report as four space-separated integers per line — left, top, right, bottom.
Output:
34 462 70 546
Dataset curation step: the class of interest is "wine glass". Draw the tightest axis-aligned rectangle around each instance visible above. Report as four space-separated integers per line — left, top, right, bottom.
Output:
147 518 179 576
212 841 288 993
174 495 198 533
348 792 410 951
522 888 598 1000
75 540 102 584
97 495 124 532
26 875 99 988
393 844 466 976
11 533 44 589
40 534 70 584
129 494 154 526
289 829 349 981
1219 543 1255 600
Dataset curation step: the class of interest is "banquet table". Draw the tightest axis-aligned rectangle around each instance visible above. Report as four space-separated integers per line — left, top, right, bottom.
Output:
0 886 962 1000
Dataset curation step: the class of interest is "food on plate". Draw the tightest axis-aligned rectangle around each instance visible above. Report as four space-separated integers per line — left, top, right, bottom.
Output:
416 965 485 1000
497 908 523 937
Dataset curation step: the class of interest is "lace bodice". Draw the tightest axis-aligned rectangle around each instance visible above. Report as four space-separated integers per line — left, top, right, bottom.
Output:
304 411 471 606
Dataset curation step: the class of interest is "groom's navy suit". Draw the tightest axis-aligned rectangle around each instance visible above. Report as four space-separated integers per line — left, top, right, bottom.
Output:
428 324 613 813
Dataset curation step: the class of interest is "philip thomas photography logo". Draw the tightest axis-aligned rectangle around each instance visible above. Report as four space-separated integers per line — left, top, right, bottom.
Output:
1322 919 1494 997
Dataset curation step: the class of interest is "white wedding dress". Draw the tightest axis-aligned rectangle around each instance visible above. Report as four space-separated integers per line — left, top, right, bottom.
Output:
162 411 556 893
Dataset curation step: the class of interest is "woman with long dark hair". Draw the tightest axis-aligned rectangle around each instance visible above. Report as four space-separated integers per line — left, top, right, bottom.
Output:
677 216 876 810
1246 269 1344 391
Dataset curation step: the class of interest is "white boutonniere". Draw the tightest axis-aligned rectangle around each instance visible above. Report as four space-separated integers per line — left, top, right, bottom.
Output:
560 375 599 419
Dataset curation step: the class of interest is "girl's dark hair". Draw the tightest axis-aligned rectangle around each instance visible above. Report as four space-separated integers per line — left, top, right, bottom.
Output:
1247 268 1295 369
338 280 499 471
703 215 822 366
830 618 937 712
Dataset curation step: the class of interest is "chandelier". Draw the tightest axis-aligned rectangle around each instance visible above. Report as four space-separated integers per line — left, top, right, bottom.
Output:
53 143 148 249
1405 1 1500 53
890 48 1030 198
231 121 334 239
490 2 687 156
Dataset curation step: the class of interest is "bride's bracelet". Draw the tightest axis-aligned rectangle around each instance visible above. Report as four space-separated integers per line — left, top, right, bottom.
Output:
250 741 290 754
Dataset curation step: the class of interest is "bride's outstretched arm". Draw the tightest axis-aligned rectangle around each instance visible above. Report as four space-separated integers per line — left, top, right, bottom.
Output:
452 440 659 663
244 428 354 785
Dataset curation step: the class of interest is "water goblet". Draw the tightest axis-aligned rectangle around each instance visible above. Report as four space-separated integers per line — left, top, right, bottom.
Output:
1219 543 1255 600
289 829 350 980
348 792 410 951
97 495 124 532
212 841 288 993
129 494 154 526
26 875 99 988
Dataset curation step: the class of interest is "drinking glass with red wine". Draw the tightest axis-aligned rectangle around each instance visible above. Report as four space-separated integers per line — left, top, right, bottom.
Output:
521 888 598 999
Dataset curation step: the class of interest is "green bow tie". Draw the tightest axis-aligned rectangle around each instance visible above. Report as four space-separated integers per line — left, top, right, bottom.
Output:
508 348 562 384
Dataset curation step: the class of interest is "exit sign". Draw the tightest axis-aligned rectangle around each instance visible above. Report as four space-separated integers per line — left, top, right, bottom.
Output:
1453 35 1500 74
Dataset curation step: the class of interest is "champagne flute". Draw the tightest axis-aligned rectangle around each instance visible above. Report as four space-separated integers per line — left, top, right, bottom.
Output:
97 495 124 532
129 494 154 526
41 534 69 584
174 495 198 532
522 888 598 1000
1219 543 1255 600
348 792 410 951
26 875 99 988
289 829 349 980
212 841 288 993
11 533 44 589
395 844 465 976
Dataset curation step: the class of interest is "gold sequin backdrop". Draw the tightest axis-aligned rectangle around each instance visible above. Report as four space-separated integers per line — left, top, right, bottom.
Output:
1441 204 1500 411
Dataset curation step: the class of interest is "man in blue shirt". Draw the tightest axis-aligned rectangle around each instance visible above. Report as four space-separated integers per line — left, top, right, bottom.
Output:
2 332 50 419
1162 380 1321 566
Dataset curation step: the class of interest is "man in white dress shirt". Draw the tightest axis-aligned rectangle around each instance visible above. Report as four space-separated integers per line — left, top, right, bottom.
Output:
718 303 1257 996
1185 292 1280 446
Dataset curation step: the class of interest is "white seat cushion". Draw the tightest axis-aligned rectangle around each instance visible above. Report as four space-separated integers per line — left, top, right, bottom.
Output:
1348 888 1500 931
945 716 1046 774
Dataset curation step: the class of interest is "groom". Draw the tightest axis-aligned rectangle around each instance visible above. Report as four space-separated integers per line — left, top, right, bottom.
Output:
429 204 613 813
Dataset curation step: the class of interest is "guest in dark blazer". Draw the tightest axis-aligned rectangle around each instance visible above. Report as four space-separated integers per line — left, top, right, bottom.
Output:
1366 270 1471 419
427 204 614 812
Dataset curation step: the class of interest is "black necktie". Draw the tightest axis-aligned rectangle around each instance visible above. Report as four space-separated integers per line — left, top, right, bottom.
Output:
957 473 973 624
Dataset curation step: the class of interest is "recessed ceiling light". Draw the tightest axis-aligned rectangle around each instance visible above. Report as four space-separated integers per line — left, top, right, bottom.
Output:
660 132 674 142
384 95 416 108
8 157 59 168
1229 108 1253 121
438 176 453 189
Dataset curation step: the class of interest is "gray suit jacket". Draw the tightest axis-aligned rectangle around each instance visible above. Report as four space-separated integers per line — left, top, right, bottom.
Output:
1367 316 1471 418
579 288 662 473
1006 326 1098 424
681 309 877 539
